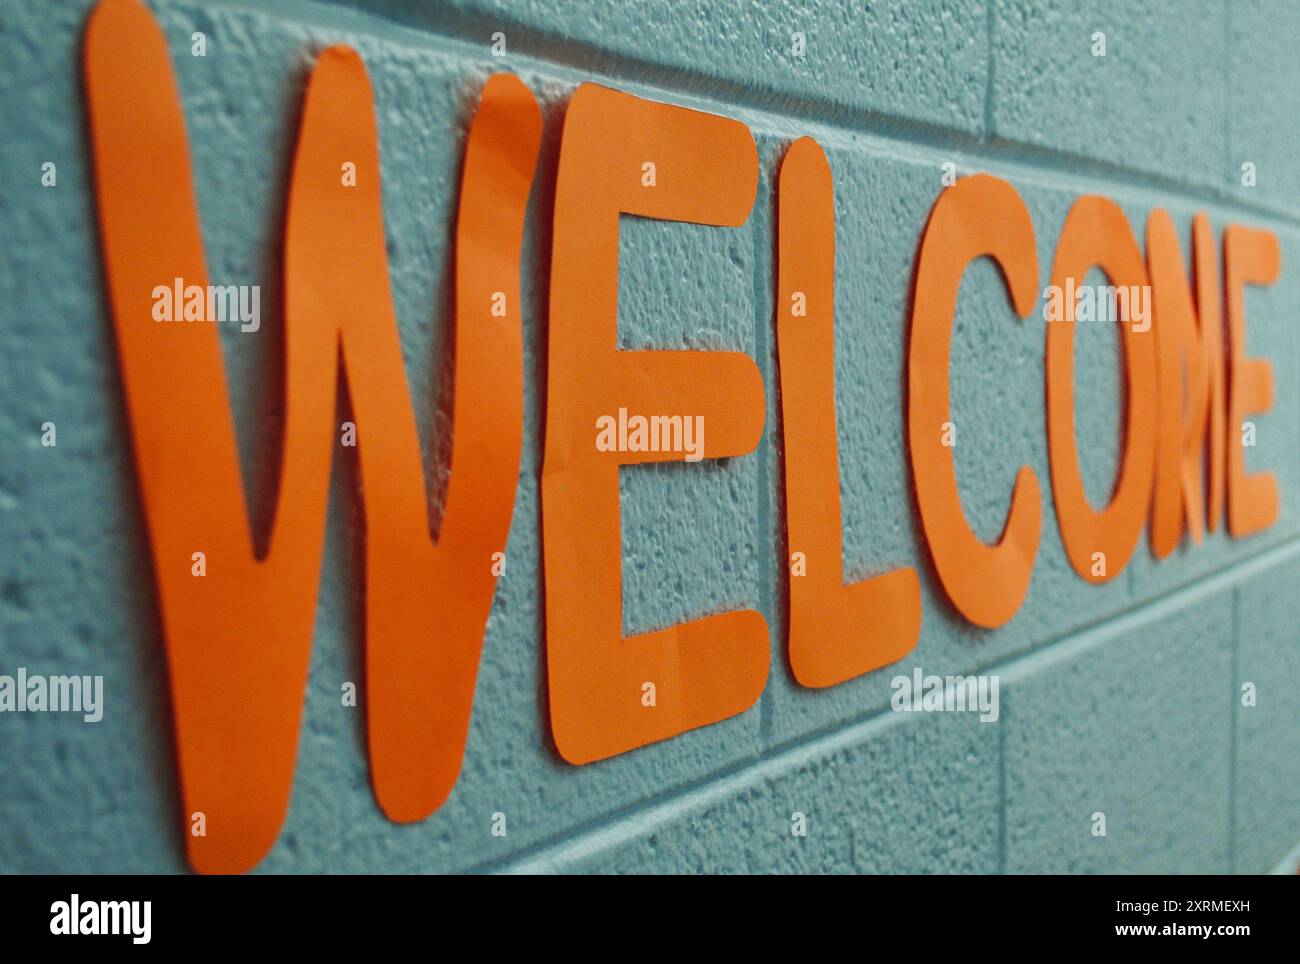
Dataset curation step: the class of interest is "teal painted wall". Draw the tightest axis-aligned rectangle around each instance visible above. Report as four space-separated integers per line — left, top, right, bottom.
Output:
1 0 1297 873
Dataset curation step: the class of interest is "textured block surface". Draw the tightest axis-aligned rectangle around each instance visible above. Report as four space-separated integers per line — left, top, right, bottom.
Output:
1234 556 1300 873
1002 588 1234 873
992 0 1227 189
0 0 1296 873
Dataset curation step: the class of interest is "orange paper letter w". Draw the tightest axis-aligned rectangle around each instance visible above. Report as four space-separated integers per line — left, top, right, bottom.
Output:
84 0 540 873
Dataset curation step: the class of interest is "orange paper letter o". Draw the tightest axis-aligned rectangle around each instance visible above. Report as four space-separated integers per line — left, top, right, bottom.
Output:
1047 196 1157 583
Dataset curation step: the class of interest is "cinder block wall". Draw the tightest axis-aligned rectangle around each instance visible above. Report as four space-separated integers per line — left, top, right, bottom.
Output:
1 0 1297 873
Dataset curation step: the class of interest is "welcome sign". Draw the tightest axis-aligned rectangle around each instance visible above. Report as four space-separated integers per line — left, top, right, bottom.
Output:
81 0 1281 875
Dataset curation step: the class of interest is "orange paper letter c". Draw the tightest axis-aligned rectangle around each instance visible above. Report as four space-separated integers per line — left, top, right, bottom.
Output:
908 174 1042 629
